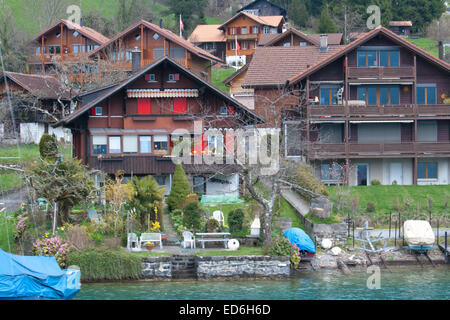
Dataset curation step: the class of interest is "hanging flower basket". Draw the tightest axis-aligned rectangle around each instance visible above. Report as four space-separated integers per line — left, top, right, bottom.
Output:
161 233 168 241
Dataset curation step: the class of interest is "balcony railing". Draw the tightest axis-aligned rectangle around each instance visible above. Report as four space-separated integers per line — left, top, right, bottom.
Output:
226 34 258 40
347 67 415 79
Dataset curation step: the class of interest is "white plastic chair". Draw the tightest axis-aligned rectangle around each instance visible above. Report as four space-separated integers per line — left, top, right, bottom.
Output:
182 231 196 249
212 210 225 227
127 233 139 250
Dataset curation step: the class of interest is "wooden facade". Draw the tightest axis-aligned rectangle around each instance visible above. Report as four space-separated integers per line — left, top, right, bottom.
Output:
237 0 287 18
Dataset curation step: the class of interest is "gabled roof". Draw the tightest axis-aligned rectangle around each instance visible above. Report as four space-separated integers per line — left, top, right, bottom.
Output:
219 11 284 30
243 45 344 88
389 21 413 27
1 72 73 100
258 34 280 46
188 25 226 43
88 20 222 63
29 19 109 45
236 0 287 16
56 57 264 126
288 26 450 85
262 28 320 47
223 64 250 85
307 33 343 45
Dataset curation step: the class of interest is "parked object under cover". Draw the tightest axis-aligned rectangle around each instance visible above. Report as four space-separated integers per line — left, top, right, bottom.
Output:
283 228 316 253
403 220 435 252
0 249 80 300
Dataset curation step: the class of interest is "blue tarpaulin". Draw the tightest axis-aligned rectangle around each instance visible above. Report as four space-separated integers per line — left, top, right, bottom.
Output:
283 228 316 253
0 249 80 300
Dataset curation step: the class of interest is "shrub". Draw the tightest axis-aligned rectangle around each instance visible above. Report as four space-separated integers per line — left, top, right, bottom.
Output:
185 193 199 205
32 234 71 268
205 218 220 233
370 179 381 185
288 162 329 196
392 180 398 185
67 248 142 281
182 201 202 230
39 134 59 162
228 208 245 233
366 201 376 213
66 225 90 250
266 238 301 268
167 164 191 212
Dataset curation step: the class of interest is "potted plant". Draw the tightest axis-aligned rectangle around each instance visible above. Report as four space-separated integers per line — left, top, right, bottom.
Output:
144 242 154 250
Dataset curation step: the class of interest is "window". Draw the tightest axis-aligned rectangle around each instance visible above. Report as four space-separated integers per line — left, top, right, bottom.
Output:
357 86 400 105
283 42 290 47
153 48 164 59
126 50 133 61
220 106 228 115
139 136 152 153
241 41 248 50
230 41 236 50
123 136 138 154
154 135 169 151
244 9 259 15
73 31 79 37
170 48 185 59
35 47 41 55
284 122 302 157
145 74 156 82
229 27 237 35
379 50 400 67
417 120 437 142
193 176 206 194
91 107 103 116
93 136 107 155
153 33 159 40
48 45 61 54
73 44 82 54
358 50 399 67
417 85 437 105
173 98 187 114
137 98 151 115
299 42 307 46
56 32 61 38
418 162 437 179
207 134 224 154
109 136 121 154
321 164 342 181
252 26 259 34
241 27 247 35
320 87 339 105
135 34 141 40
168 74 179 82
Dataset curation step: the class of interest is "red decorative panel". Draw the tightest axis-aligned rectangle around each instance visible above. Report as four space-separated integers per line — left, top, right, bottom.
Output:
137 98 151 115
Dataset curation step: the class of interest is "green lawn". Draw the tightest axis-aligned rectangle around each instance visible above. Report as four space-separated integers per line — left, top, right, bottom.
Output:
0 212 16 253
408 38 439 57
328 185 450 216
211 67 237 93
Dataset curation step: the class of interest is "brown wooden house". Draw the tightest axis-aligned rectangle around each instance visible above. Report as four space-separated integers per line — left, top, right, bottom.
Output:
286 26 450 186
55 56 263 196
26 19 110 75
87 20 223 83
188 25 227 61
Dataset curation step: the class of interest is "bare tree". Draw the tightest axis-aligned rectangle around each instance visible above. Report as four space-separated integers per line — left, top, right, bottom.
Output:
26 0 70 31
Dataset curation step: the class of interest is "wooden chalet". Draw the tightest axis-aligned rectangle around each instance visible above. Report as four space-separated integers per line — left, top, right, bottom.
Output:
87 20 223 82
188 25 227 61
218 11 285 66
236 0 287 19
0 72 73 143
56 56 264 196
388 21 413 38
285 26 450 186
26 19 110 76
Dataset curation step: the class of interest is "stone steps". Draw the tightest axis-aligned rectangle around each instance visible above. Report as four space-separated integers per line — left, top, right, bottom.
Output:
171 255 197 279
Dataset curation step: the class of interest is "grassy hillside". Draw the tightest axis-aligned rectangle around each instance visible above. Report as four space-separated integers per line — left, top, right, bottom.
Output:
408 38 439 57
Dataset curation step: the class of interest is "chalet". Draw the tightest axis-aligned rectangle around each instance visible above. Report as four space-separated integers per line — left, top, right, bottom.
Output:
259 28 320 47
55 56 264 196
285 26 450 186
236 0 287 19
87 20 223 82
388 21 413 37
188 25 226 61
26 19 110 75
0 72 73 144
218 11 285 66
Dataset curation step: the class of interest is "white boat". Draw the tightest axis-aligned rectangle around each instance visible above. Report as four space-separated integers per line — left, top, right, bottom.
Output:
403 220 435 252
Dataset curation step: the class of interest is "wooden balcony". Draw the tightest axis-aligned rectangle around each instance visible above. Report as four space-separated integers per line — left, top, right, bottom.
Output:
347 67 414 80
226 34 258 40
306 104 450 118
308 142 450 159
106 57 189 71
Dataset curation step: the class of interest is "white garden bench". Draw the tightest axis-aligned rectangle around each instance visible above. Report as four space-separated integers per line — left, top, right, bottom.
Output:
140 233 163 249
195 232 231 249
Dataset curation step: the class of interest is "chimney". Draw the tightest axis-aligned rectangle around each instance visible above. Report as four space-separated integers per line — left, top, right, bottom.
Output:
131 47 141 74
159 19 163 28
320 34 328 52
439 40 444 60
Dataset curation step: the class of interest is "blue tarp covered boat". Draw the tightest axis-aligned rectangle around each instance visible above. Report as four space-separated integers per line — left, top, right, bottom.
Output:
283 228 316 254
0 249 81 300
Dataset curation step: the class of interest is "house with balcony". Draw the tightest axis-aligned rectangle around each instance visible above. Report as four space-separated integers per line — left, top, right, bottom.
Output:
188 25 227 61
218 11 285 66
286 26 450 186
87 20 223 83
54 56 264 196
26 19 110 76
236 0 287 19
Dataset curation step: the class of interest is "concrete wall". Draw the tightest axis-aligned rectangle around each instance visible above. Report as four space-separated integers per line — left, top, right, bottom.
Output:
18 122 72 144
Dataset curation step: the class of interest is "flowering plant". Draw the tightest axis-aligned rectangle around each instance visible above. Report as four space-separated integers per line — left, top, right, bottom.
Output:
150 221 160 232
32 234 71 268
14 211 29 240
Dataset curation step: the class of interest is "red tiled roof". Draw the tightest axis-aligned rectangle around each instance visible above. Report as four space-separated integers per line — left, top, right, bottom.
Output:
188 25 226 43
29 19 109 45
258 34 279 46
389 21 413 27
1 72 74 100
88 20 222 63
243 45 344 87
288 26 450 85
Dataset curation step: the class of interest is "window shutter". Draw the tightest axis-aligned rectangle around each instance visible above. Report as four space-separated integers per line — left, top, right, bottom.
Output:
174 73 180 81
224 133 234 154
137 98 151 114
236 27 241 35
145 74 150 81
227 27 231 35
227 106 235 115
91 107 96 115
202 134 208 153
173 98 187 114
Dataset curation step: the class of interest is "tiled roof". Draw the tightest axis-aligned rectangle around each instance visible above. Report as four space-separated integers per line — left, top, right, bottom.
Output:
88 20 222 63
261 28 320 47
307 33 343 45
389 21 413 27
29 19 109 45
188 25 226 43
243 45 343 87
258 33 280 46
1 72 73 100
288 26 450 85
219 11 284 29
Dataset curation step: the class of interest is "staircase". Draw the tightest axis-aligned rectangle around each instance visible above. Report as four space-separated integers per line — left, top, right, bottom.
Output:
171 255 197 279
162 209 180 246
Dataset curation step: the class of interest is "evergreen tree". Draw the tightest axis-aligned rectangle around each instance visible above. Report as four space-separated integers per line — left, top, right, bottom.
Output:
288 0 309 28
318 5 338 33
167 164 191 212
39 134 59 162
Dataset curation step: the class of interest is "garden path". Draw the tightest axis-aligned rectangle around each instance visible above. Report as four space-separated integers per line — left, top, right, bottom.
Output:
280 188 310 216
162 208 179 245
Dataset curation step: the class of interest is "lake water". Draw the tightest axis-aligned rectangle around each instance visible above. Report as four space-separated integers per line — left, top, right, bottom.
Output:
74 266 449 300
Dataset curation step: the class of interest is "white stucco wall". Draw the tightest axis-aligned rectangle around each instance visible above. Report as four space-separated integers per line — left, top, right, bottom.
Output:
20 123 46 144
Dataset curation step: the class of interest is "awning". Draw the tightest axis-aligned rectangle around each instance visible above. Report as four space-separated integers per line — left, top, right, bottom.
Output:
127 89 199 98
350 120 414 123
311 120 345 124
349 82 413 85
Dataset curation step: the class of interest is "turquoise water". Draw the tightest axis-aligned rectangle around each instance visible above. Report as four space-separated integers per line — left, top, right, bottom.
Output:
74 266 449 300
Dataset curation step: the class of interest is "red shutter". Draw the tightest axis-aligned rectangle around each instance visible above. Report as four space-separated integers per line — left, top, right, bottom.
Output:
202 134 207 153
145 74 150 81
227 106 235 115
137 98 151 114
227 27 231 35
91 107 96 115
173 98 187 114
224 133 234 153
174 73 180 81
193 135 203 155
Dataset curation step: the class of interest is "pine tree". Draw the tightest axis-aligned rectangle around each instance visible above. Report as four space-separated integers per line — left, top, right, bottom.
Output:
167 164 191 212
318 4 338 34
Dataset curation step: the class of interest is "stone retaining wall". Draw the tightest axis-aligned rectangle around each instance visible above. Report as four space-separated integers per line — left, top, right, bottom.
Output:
141 257 172 279
313 223 348 246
